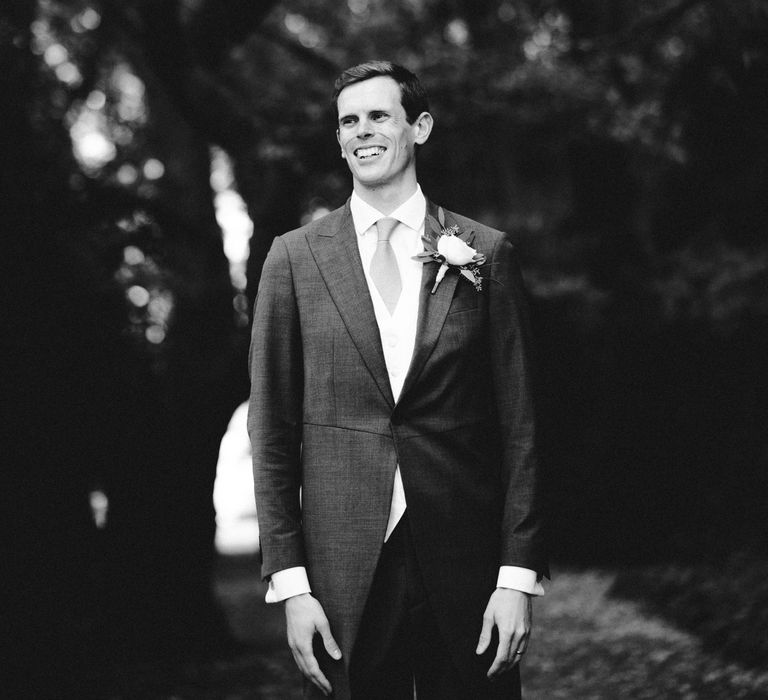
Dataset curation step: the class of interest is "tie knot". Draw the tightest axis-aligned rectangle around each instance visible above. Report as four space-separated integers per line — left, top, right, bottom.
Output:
375 217 399 242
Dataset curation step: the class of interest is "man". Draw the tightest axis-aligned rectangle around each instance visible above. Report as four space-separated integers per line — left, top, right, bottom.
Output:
248 61 547 699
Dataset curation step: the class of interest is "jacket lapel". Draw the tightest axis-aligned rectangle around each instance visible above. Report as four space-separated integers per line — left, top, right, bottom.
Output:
398 201 470 404
307 202 395 408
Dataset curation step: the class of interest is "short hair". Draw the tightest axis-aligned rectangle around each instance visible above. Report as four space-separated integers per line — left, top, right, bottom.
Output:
332 61 430 124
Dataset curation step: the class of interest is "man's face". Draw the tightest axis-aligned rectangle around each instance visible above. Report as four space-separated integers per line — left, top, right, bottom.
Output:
336 76 431 192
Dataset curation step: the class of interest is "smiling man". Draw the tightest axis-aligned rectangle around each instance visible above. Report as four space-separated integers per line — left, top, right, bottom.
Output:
249 61 547 699
336 72 428 207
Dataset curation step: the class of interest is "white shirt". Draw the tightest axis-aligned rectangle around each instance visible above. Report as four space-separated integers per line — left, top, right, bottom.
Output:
266 186 544 601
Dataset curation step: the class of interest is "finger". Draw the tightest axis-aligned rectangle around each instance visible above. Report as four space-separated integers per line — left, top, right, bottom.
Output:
288 643 310 679
475 613 494 655
510 628 530 668
317 617 342 661
303 653 333 696
289 646 312 686
289 638 332 696
510 642 526 668
487 629 513 678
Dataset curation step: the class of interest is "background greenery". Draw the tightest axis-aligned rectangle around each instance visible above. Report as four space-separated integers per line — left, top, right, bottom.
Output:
3 0 767 692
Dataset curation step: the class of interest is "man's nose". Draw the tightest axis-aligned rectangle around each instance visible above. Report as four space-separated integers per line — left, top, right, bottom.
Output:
356 118 373 138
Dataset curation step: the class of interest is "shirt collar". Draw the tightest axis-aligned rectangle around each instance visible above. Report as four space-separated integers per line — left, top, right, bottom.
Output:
350 185 426 236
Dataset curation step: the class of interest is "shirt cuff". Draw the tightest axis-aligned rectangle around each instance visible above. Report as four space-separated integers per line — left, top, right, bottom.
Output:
496 566 546 596
265 566 312 603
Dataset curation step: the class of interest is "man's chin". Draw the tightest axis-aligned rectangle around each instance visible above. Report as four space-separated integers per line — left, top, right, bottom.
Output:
351 173 389 189
351 161 386 177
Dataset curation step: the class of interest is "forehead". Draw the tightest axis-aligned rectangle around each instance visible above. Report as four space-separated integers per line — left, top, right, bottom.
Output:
336 76 403 115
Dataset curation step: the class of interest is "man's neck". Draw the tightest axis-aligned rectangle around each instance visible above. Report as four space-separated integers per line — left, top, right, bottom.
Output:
352 179 419 216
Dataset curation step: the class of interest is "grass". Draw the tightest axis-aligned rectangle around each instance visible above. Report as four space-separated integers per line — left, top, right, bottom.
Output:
610 550 768 670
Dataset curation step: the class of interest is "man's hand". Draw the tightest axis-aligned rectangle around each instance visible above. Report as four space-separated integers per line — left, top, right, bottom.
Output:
285 593 342 697
475 588 532 678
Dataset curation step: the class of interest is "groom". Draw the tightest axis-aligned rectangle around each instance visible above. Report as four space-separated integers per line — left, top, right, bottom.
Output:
248 61 547 699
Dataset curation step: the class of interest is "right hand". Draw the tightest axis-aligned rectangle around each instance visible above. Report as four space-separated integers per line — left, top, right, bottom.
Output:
285 593 342 697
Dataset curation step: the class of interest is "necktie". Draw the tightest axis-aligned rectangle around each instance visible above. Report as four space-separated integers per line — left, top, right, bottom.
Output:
370 217 402 314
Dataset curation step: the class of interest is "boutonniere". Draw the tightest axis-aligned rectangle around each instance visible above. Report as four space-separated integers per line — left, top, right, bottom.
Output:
412 206 486 294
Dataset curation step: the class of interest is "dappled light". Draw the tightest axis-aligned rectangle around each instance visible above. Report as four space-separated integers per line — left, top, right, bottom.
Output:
283 11 327 49
65 64 145 175
348 0 370 19
71 6 100 32
211 147 254 295
112 216 176 347
143 157 164 180
70 117 116 170
89 489 109 530
443 19 469 47
126 284 150 307
111 67 146 123
523 12 570 64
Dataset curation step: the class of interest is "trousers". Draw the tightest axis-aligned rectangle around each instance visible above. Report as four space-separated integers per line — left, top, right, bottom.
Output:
342 513 521 700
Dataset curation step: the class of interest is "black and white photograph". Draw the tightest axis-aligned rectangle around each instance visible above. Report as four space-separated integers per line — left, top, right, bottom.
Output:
4 1 768 698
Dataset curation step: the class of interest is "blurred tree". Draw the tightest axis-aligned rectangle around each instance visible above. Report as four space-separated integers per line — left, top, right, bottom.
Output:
2 0 280 691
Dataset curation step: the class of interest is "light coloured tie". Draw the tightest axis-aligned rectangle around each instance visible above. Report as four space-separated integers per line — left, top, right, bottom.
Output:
370 217 402 314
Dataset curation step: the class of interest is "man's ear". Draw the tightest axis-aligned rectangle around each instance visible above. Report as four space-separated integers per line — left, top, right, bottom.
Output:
336 129 346 159
413 112 434 145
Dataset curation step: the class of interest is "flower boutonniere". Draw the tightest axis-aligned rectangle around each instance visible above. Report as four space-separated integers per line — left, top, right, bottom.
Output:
412 206 486 294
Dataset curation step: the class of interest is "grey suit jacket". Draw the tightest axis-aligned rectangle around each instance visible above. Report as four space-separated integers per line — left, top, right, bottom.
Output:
248 199 546 693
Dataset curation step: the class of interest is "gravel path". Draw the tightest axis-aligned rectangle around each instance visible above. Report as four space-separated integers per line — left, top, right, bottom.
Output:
109 559 768 698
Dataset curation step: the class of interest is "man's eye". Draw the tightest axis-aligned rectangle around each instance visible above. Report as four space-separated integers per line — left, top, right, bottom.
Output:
372 113 388 121
340 118 356 127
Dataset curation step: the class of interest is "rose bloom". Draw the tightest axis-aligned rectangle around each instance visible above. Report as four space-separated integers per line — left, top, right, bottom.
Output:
437 235 477 265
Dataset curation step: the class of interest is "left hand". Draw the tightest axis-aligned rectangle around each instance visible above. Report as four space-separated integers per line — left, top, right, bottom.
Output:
475 588 532 678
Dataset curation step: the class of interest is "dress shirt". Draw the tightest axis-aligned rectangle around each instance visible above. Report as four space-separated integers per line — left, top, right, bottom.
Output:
266 185 544 601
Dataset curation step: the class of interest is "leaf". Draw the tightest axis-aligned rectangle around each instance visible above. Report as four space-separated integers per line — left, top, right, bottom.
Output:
426 215 442 239
437 206 446 228
460 269 476 283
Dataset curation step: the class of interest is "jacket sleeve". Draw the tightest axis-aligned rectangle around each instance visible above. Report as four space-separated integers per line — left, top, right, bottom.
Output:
487 234 549 579
247 235 306 580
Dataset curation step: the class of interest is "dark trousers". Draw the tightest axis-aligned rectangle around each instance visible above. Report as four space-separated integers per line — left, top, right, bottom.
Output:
346 514 520 700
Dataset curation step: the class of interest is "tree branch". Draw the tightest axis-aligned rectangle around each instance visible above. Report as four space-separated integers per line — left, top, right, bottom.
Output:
251 24 341 77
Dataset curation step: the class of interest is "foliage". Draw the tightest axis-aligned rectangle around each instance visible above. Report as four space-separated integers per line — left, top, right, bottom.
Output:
612 551 768 669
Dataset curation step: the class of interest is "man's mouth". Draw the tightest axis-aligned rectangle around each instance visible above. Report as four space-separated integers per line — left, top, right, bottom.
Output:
355 146 386 160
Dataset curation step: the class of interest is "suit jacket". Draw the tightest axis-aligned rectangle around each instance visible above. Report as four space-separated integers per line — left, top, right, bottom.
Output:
248 199 547 693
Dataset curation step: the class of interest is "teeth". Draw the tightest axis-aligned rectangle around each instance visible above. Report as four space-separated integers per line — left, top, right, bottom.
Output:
356 146 385 159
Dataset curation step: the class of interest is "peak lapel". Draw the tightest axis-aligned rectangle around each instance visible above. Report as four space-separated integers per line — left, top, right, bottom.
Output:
398 202 467 403
307 203 395 408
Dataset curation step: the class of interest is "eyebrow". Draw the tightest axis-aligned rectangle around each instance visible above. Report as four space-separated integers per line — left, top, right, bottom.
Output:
338 109 389 124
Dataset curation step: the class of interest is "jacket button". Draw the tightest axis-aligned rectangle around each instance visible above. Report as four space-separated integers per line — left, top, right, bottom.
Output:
391 411 402 426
